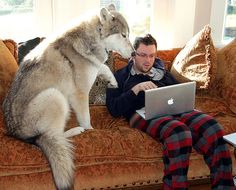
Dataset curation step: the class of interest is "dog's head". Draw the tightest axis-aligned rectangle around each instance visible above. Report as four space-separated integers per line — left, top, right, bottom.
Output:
99 4 134 59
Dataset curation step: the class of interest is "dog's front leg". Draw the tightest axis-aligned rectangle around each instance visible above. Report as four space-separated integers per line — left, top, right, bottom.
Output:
98 64 118 88
69 91 93 130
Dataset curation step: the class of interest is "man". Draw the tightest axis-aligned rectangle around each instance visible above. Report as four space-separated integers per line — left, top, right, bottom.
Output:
106 34 234 189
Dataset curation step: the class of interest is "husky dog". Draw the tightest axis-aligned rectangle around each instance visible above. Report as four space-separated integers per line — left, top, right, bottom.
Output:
2 4 133 190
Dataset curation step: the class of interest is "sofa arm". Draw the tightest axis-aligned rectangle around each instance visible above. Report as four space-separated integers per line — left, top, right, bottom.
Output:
0 39 19 104
3 39 18 62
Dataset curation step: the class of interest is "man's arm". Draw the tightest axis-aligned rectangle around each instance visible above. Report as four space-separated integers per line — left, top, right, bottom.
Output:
106 87 137 117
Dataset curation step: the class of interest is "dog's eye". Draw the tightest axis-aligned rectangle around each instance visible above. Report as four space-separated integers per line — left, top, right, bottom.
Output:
121 33 126 38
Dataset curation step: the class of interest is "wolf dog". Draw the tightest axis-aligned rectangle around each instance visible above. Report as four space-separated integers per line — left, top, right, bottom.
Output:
2 4 133 190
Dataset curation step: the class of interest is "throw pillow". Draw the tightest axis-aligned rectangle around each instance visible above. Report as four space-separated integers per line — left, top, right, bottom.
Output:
170 25 217 89
89 52 114 105
216 38 236 114
0 39 18 104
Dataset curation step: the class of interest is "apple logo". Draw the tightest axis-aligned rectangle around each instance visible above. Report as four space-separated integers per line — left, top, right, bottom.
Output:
167 98 174 105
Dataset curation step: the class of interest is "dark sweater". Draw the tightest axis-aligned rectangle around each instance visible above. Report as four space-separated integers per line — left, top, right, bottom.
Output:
106 58 179 120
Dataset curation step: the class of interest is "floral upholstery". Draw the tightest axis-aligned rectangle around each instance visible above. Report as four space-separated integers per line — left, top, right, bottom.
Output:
0 39 235 190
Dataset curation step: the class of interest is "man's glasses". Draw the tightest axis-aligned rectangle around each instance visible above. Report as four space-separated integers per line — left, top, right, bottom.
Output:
135 52 156 59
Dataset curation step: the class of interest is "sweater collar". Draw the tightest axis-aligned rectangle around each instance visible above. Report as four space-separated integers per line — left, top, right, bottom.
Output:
128 58 165 81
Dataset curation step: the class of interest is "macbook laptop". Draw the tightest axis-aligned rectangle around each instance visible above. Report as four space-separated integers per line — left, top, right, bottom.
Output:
136 81 196 120
223 132 236 147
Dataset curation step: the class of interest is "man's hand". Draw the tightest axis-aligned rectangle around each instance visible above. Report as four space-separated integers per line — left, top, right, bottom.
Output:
131 81 158 95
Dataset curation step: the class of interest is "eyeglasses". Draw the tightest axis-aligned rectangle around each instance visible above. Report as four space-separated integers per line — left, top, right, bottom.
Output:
136 52 156 59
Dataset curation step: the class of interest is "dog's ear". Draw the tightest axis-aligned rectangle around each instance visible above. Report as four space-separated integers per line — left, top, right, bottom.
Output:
107 4 116 11
100 7 114 22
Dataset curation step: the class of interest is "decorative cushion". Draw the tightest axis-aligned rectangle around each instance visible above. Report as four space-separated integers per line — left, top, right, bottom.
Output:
89 52 114 105
0 39 18 104
170 25 217 89
216 38 236 114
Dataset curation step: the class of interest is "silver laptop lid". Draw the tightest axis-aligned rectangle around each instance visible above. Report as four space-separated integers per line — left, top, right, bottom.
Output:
144 81 196 120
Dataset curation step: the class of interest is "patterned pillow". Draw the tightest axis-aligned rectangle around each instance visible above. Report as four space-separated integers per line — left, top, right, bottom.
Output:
216 38 236 114
0 39 18 104
170 25 217 89
89 52 114 105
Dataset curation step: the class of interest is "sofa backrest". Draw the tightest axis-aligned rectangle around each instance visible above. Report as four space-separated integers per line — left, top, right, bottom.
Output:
111 48 182 72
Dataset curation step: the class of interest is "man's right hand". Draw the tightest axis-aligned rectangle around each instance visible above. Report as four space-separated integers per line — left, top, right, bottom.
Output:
131 81 158 95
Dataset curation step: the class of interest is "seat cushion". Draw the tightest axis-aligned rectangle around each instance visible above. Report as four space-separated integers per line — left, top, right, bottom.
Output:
1 105 236 189
195 96 236 133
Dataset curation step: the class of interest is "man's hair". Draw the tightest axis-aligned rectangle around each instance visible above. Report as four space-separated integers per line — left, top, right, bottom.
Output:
133 34 157 50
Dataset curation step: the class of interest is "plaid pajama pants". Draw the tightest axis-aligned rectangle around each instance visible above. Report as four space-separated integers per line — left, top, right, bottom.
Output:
130 110 234 190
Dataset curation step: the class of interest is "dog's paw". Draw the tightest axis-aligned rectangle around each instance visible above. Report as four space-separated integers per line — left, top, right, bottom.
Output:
64 127 85 138
108 80 118 88
83 125 94 130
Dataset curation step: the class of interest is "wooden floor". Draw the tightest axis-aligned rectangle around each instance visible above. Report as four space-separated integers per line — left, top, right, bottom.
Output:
122 179 212 190
121 177 236 190
189 183 211 190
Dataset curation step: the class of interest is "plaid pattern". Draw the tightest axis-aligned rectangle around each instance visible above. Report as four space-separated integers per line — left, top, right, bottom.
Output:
130 110 234 190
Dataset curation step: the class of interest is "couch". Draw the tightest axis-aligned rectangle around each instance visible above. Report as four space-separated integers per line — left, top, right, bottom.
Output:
0 25 236 190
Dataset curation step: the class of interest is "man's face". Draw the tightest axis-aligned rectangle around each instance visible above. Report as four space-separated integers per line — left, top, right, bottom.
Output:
133 43 156 73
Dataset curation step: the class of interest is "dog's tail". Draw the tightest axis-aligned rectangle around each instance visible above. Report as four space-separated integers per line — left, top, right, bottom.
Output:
35 129 74 190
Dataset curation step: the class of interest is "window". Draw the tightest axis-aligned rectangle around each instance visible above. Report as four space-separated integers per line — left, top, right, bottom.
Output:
0 0 34 15
223 0 236 42
0 0 35 42
100 0 151 42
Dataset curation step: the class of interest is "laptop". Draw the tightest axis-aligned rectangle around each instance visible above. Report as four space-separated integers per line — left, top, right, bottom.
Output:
136 81 196 120
223 132 236 147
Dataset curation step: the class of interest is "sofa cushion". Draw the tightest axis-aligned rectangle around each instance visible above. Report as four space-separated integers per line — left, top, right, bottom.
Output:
170 25 217 89
216 38 236 114
0 105 236 190
0 39 18 104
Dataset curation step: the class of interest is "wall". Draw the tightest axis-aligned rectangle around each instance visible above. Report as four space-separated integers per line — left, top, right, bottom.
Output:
151 0 227 49
194 0 212 34
210 0 227 47
151 0 197 49
37 0 212 49
0 0 227 47
52 0 100 30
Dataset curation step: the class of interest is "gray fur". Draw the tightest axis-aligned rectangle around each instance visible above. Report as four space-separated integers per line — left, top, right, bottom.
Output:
2 4 133 190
